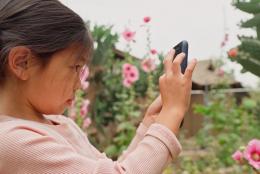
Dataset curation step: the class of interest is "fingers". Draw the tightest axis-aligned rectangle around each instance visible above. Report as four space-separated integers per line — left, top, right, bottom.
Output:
172 52 186 74
184 59 197 79
163 49 175 75
163 49 186 75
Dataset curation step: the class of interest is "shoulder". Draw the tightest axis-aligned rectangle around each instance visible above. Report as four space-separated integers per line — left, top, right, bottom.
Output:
0 116 73 159
0 116 69 148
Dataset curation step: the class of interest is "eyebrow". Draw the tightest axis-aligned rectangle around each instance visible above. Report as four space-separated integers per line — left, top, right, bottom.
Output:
71 55 88 66
78 55 88 64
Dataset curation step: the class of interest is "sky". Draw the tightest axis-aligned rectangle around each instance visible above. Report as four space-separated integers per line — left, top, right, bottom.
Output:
60 0 259 88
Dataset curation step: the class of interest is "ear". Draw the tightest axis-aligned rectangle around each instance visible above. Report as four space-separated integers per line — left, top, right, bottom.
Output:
7 46 32 81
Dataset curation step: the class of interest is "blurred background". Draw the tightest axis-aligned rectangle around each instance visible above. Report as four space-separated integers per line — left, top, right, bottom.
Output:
61 0 260 173
61 0 259 88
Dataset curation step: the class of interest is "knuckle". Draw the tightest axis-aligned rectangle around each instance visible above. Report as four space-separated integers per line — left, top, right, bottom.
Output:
164 57 170 64
186 68 193 74
172 61 179 67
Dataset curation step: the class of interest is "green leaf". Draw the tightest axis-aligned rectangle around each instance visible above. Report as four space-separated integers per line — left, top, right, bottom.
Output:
241 14 260 27
234 0 260 14
117 122 135 132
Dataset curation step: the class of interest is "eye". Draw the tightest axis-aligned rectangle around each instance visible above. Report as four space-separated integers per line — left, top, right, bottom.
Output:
74 65 82 73
70 64 86 77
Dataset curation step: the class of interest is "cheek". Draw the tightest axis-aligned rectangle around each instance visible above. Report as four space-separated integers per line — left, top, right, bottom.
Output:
28 72 76 114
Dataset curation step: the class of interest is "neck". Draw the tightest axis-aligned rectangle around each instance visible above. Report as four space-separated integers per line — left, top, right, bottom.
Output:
0 84 49 124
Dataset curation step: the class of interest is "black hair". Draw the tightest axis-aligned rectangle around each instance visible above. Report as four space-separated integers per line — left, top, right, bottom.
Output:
0 0 93 83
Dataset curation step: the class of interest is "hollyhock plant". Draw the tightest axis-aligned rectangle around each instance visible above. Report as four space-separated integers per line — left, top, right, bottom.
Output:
141 58 157 73
232 139 260 172
81 81 89 90
122 63 139 87
150 49 157 55
220 33 229 48
68 105 77 121
83 117 92 129
122 28 135 42
125 66 139 82
232 150 244 164
224 33 229 42
244 139 260 170
123 63 133 76
123 78 132 88
143 16 151 23
80 65 89 81
80 66 90 90
80 99 90 118
221 41 226 48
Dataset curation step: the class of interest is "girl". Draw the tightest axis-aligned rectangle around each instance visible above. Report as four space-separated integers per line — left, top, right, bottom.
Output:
0 0 197 173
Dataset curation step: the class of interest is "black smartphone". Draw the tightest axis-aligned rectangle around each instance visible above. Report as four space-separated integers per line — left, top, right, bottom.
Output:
173 40 189 73
172 40 189 128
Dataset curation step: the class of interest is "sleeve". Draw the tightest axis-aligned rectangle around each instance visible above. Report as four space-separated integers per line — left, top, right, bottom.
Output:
118 122 148 161
65 116 149 161
0 123 181 174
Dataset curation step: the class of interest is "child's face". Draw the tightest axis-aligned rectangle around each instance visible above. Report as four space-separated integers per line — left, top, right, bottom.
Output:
26 44 87 115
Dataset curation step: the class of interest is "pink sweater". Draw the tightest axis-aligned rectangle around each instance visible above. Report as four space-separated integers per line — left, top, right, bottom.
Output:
0 114 182 174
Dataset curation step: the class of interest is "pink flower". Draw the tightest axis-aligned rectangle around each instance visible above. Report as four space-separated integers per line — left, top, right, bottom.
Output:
68 106 77 121
81 81 89 90
125 66 139 82
122 63 139 85
141 58 157 72
83 117 92 129
122 28 135 42
232 150 244 164
150 49 157 55
123 63 139 82
143 16 151 23
123 63 132 75
80 99 90 118
80 66 89 82
123 78 132 88
244 139 260 170
217 68 225 77
80 66 90 90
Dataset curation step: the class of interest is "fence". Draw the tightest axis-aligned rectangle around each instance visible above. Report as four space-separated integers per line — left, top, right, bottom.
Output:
183 88 260 137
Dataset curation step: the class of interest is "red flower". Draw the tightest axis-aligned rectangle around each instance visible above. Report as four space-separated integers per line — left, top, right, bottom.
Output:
143 16 151 23
228 48 238 58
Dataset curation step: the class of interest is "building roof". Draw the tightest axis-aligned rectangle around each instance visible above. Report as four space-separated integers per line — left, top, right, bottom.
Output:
192 59 239 86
